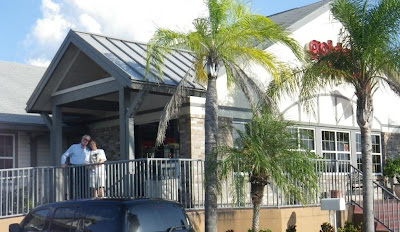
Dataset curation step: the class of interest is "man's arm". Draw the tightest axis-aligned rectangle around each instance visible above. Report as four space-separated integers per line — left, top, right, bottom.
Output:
61 145 73 168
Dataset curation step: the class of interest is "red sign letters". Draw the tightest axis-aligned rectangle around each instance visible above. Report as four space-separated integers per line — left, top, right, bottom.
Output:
306 40 344 58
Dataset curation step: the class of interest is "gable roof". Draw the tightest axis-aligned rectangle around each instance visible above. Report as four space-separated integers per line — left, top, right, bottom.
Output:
0 61 47 126
269 0 332 32
26 30 205 113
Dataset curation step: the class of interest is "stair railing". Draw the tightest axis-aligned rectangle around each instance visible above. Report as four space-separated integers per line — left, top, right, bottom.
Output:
348 165 400 232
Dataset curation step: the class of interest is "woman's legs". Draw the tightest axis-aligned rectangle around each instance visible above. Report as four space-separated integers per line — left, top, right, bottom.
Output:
92 188 98 198
98 187 104 197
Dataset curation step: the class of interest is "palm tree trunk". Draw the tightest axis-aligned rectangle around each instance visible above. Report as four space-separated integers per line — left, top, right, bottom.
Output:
356 90 374 232
251 182 265 232
205 73 219 232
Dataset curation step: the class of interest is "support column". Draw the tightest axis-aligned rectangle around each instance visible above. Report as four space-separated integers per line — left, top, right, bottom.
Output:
51 105 63 166
127 118 135 160
119 87 135 160
51 105 63 202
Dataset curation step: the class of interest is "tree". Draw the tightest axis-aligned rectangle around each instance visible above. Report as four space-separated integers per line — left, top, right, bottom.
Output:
219 109 318 232
270 0 400 231
145 0 302 231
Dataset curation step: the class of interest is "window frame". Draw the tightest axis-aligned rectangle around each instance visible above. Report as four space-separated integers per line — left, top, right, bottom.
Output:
0 133 15 169
355 133 382 174
321 130 351 161
20 208 50 231
289 127 316 153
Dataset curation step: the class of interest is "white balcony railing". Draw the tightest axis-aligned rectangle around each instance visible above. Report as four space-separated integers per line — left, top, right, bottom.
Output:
0 158 384 218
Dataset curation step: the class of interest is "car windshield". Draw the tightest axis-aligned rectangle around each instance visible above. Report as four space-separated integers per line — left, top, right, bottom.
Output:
124 201 191 232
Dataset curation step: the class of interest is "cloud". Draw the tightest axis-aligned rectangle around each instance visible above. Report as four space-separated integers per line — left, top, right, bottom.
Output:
27 57 51 67
79 14 102 34
33 0 74 44
24 0 207 67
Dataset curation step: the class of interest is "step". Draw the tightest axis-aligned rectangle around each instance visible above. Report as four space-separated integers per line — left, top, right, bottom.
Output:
352 205 392 232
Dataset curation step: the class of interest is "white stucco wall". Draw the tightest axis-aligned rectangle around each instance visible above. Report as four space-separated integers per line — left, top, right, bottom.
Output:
216 8 400 133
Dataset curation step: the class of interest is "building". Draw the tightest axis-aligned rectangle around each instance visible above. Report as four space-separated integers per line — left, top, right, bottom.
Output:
0 0 397 173
22 0 400 171
0 61 50 168
2 0 400 231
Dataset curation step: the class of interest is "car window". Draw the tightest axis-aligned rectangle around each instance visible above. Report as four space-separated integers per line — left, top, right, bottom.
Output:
21 209 50 232
84 205 122 232
126 202 191 232
48 207 77 232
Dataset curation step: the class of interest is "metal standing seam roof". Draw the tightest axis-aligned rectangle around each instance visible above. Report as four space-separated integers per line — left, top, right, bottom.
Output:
73 31 205 91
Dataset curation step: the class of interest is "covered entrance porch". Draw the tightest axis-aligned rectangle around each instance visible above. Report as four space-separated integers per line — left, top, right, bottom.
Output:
26 30 206 165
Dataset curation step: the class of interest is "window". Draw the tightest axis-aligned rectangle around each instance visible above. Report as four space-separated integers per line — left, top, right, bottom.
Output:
0 134 14 169
48 207 78 232
127 202 191 232
356 133 382 173
289 128 315 152
321 130 350 172
84 206 122 232
21 209 50 232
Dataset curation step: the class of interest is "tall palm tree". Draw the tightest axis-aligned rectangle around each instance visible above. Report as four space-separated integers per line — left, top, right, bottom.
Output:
270 0 400 231
220 109 318 232
145 0 302 231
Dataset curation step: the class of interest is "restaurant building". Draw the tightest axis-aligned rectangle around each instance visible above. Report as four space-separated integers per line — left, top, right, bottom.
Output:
1 0 399 174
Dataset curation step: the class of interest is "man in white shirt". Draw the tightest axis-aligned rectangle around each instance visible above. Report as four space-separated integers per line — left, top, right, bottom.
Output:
61 135 91 167
61 135 91 199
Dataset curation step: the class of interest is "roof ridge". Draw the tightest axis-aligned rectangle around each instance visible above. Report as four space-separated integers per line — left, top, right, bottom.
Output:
72 29 149 46
268 0 331 17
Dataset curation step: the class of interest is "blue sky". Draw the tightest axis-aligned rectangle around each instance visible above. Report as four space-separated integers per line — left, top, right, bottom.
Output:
0 0 321 66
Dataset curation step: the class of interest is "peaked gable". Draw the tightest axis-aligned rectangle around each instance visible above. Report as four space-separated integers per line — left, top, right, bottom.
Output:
27 30 205 113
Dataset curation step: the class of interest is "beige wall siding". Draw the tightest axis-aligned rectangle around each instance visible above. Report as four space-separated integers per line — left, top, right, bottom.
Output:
0 216 24 231
17 132 31 168
188 207 335 232
2 207 335 232
37 135 51 166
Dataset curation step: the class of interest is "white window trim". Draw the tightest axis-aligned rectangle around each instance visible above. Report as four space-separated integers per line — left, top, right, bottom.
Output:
321 130 351 161
290 127 316 153
355 132 382 175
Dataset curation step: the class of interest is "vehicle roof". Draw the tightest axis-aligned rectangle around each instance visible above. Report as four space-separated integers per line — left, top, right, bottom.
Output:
32 198 182 211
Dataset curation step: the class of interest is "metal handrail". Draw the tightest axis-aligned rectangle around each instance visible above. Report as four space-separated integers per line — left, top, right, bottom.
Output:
0 158 381 220
348 165 400 232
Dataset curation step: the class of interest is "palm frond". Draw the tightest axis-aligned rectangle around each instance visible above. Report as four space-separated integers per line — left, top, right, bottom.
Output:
155 68 193 146
226 61 278 114
219 110 318 204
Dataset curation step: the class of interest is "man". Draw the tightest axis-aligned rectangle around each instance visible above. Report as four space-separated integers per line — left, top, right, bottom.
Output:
61 135 91 167
61 135 91 199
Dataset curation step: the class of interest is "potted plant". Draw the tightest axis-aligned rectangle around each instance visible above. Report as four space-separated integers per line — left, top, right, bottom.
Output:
383 158 400 196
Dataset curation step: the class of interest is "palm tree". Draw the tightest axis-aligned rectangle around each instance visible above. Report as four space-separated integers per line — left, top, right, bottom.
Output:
270 0 400 231
145 0 302 231
220 109 318 232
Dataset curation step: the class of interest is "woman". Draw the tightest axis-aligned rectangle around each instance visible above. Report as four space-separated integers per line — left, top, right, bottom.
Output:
86 140 107 198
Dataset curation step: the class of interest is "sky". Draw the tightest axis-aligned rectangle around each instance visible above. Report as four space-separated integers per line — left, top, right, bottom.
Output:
0 0 322 67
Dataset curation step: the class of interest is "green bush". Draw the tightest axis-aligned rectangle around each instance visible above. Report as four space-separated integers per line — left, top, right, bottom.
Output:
320 222 334 232
338 221 362 232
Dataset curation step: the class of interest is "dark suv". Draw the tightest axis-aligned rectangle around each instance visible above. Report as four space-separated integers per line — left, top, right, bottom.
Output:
9 198 194 232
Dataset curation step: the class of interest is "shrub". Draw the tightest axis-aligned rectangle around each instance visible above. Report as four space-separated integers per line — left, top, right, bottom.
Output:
338 221 362 232
320 222 334 232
